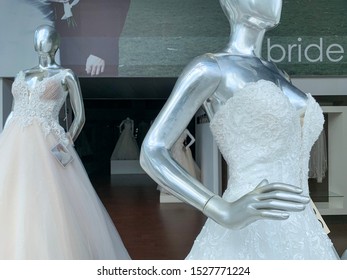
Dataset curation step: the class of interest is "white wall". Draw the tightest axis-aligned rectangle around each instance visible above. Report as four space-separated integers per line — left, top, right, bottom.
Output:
292 77 347 96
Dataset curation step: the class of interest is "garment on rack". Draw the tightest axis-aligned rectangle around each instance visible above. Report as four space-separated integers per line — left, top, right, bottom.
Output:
171 129 201 181
309 128 328 183
158 129 201 195
111 117 140 160
0 70 130 259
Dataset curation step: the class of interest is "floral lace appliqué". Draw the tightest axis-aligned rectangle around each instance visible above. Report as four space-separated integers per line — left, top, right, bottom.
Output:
8 70 69 146
186 80 337 260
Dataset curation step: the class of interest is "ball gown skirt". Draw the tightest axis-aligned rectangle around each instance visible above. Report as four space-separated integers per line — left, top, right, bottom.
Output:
0 119 130 259
0 70 130 259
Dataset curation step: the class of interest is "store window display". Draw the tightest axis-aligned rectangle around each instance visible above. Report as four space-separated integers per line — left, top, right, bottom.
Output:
140 0 343 259
0 25 130 259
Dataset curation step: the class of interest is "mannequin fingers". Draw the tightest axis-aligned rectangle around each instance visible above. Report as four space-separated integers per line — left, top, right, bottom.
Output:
258 191 310 204
258 210 290 220
95 65 102 75
257 183 303 194
91 65 97 76
85 65 91 74
255 200 306 212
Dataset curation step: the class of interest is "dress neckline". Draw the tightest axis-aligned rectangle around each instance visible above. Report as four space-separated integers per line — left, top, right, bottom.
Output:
210 80 313 128
18 69 66 84
17 69 67 92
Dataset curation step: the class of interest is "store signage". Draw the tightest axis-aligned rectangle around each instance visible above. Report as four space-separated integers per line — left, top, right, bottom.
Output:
267 37 345 63
1 0 346 78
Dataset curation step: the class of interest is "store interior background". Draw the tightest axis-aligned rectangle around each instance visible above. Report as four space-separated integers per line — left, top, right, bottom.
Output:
0 0 347 259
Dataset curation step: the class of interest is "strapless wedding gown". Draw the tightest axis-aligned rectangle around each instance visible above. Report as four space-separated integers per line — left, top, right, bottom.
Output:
186 80 338 260
0 70 130 259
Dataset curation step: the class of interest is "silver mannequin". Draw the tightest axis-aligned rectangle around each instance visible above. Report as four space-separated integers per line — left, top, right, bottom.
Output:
140 0 313 231
15 24 85 143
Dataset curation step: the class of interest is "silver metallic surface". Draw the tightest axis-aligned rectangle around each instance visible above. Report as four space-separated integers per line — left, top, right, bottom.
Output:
21 24 85 142
342 249 347 260
140 0 311 230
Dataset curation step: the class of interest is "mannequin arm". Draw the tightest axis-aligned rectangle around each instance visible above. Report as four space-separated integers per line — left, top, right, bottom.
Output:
63 69 85 142
140 54 310 229
140 54 222 210
119 120 125 133
131 119 134 134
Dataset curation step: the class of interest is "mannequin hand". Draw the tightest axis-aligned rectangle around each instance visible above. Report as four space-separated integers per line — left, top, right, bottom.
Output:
203 179 310 230
86 54 105 76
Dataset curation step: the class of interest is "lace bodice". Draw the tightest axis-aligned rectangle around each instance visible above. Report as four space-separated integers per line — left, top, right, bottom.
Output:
187 80 336 260
8 70 69 145
210 80 324 201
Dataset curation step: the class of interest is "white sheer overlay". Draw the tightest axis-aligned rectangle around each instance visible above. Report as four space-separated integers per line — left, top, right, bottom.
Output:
0 71 130 259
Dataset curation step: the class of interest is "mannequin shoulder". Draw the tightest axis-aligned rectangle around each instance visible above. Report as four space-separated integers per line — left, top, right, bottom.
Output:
61 68 79 84
184 52 255 73
281 80 310 112
58 68 81 93
180 53 223 81
20 67 44 79
61 68 76 78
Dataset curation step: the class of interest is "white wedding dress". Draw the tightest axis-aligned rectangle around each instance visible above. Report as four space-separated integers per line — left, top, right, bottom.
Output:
186 80 338 260
0 70 130 259
111 118 140 160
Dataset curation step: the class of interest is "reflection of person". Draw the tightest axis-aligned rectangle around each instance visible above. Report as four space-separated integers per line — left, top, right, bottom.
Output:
49 0 131 77
140 0 340 259
0 25 130 259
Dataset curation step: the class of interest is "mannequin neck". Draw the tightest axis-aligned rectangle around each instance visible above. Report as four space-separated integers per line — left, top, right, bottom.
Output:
38 53 58 69
224 23 266 57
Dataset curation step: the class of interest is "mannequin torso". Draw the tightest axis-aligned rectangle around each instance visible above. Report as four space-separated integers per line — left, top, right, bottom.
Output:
195 53 308 120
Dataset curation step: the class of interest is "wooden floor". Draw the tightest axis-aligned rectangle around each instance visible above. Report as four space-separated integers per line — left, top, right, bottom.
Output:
92 174 347 260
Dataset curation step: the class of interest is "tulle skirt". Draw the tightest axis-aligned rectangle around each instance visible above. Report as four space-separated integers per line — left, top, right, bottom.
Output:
0 120 130 259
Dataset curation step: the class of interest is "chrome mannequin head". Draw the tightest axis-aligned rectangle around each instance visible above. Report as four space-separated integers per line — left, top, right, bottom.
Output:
219 0 282 29
34 25 60 56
